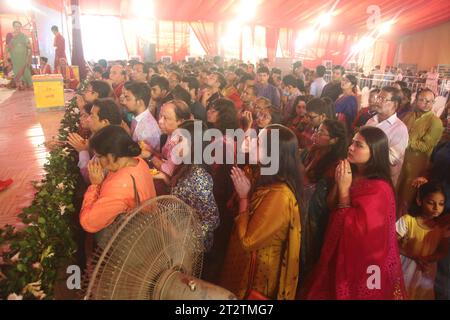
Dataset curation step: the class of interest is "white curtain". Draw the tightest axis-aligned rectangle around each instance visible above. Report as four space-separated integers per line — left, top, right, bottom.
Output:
80 15 128 61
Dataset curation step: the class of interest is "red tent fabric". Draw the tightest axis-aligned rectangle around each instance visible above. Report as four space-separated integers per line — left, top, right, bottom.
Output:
69 0 450 37
2 0 449 63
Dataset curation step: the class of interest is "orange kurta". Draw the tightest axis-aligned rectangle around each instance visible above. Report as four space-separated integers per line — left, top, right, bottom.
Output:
80 158 156 233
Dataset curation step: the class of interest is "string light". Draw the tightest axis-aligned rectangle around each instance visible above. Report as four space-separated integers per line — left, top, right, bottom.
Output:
378 20 394 35
319 12 332 27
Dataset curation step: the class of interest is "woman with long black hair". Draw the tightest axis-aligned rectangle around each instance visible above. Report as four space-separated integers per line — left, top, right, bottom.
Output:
299 119 348 284
306 126 406 299
220 124 302 300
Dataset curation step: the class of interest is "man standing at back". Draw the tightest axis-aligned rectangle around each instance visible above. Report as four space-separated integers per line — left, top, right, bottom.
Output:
321 65 344 102
255 66 281 109
109 64 127 102
310 65 327 98
51 25 66 72
397 88 444 214
365 86 409 187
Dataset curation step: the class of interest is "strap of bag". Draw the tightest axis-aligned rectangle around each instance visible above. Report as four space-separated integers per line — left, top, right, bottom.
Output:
130 174 141 206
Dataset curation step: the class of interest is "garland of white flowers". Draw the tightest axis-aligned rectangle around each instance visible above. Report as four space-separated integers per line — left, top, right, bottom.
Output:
0 81 88 299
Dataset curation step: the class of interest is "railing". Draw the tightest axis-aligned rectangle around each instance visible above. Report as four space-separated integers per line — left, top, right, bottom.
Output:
323 74 449 96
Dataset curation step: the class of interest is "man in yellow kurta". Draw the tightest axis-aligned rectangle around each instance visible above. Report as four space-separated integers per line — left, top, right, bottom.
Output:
397 89 444 214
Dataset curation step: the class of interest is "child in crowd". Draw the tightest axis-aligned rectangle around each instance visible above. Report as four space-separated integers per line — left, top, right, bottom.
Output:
396 182 450 299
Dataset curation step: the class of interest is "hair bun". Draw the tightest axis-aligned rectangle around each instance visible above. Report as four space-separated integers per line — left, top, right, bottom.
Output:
127 142 141 157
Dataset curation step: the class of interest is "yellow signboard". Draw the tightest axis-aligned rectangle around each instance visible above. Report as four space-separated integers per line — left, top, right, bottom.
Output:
32 75 65 109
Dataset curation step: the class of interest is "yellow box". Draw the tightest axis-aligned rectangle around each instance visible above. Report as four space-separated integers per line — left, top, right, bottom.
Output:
32 75 65 110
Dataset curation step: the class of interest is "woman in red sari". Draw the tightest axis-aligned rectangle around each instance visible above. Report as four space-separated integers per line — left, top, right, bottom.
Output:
305 126 406 299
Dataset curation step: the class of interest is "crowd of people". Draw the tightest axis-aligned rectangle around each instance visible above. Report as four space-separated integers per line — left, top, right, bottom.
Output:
54 54 450 300
0 16 449 300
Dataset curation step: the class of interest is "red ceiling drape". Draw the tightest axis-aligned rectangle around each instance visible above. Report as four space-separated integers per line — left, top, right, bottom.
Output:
3 0 449 64
67 0 450 37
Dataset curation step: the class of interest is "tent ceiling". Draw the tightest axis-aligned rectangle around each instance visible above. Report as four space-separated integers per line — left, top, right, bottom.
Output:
2 0 450 37
74 0 450 37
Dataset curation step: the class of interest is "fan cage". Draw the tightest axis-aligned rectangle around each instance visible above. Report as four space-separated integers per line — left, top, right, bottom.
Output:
83 196 205 300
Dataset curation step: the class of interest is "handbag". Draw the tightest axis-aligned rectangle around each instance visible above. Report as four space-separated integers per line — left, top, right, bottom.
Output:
244 251 269 300
94 174 141 247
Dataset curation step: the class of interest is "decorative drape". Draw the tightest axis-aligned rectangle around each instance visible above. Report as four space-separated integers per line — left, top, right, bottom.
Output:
279 28 297 59
265 26 279 63
156 21 190 61
189 21 218 56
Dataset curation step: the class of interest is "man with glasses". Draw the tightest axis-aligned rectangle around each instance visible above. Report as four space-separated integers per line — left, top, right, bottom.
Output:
365 86 409 187
68 98 123 184
397 88 444 214
321 65 345 102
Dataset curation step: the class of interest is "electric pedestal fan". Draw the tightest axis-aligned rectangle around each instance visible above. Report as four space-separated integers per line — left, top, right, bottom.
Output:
84 195 236 300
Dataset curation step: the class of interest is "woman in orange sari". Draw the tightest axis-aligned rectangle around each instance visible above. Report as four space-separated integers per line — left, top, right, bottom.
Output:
305 126 406 299
80 125 156 234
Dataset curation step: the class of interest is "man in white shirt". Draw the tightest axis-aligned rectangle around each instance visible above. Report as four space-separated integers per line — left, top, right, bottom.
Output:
366 86 409 187
310 65 327 98
123 81 161 152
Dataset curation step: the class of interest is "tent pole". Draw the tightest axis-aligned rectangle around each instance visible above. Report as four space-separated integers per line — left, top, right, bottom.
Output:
0 18 4 62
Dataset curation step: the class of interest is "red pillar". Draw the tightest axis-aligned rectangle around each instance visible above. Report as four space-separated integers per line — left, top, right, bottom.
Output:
0 19 3 62
70 0 87 80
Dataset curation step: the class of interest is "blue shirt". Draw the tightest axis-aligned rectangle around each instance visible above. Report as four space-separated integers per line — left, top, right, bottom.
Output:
255 83 281 108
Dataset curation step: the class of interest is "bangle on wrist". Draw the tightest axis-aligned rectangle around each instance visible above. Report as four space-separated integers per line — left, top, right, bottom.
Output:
337 203 351 209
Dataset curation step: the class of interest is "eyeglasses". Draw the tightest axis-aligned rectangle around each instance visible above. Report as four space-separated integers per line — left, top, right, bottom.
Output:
417 98 435 105
375 96 393 103
256 112 271 120
313 129 330 137
306 114 320 120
